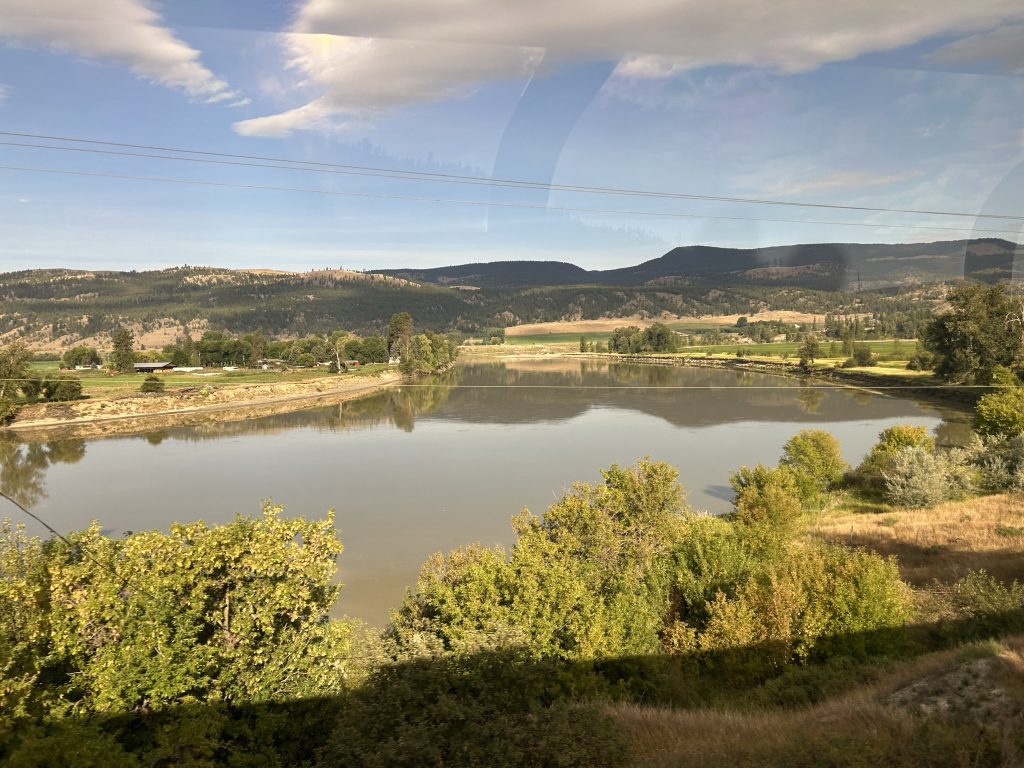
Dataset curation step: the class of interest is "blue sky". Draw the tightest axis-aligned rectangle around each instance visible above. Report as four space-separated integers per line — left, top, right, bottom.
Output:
0 0 1022 271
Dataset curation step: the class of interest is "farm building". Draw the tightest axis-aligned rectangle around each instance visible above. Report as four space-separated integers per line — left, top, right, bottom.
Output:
133 362 175 373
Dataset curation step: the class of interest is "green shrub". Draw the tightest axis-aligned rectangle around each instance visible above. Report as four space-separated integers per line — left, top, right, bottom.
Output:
841 344 877 368
0 398 17 423
696 544 909 667
858 425 935 487
40 374 82 402
139 374 166 393
320 651 628 768
729 465 803 551
779 429 848 503
882 447 954 507
973 387 1024 438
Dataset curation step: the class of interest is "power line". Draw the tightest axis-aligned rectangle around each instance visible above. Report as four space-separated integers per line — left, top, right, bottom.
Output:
0 163 1019 237
2 130 1021 223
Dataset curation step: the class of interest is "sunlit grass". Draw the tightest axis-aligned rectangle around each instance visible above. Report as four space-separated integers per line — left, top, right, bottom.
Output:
26 361 392 397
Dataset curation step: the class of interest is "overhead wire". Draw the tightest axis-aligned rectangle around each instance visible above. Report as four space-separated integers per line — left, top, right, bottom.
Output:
1 129 1021 222
0 163 1019 237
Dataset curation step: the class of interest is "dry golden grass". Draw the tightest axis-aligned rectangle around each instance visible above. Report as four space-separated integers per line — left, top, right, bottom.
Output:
811 494 1024 586
611 636 1024 768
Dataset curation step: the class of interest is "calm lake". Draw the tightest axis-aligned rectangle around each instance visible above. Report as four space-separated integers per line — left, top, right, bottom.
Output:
2 358 971 625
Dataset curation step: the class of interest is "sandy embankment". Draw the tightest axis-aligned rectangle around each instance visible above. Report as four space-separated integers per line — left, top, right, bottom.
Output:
5 371 403 440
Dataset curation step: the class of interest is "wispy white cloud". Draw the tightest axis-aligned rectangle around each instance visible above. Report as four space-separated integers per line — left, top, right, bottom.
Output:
0 0 243 103
234 34 541 137
237 0 1024 136
758 169 925 197
0 83 8 103
930 22 1024 74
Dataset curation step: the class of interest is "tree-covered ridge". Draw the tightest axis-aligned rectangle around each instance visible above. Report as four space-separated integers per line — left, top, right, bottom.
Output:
0 242 980 344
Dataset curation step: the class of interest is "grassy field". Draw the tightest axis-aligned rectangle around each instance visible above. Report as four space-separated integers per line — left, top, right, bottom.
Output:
680 339 915 357
505 332 612 346
499 337 916 359
27 361 392 398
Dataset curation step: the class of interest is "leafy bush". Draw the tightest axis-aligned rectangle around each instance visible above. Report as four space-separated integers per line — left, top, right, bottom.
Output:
393 460 690 661
0 398 17 423
882 446 954 507
973 387 1024 438
729 464 804 551
857 425 935 487
40 374 82 402
139 374 166 393
0 506 358 720
320 651 628 768
696 544 909 666
779 429 848 503
841 344 877 368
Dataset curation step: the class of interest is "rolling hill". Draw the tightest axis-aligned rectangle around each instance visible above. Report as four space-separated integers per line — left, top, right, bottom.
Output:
0 238 1017 351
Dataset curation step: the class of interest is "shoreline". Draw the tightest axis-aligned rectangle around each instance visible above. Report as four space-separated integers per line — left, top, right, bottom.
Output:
462 347 981 409
601 353 983 408
3 371 403 441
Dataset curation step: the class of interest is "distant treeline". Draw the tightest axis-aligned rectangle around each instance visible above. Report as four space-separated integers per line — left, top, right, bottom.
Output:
0 264 945 343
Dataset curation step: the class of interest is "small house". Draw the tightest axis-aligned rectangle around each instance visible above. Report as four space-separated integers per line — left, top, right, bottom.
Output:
133 362 175 373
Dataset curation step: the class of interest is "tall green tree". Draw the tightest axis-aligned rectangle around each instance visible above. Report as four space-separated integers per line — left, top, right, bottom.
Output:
109 327 136 373
0 342 32 404
923 282 1021 384
798 336 821 367
60 345 101 368
388 312 413 359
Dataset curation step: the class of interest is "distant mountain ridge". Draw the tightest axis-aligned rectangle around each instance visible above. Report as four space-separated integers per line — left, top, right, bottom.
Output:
1 239 1019 350
382 238 1021 290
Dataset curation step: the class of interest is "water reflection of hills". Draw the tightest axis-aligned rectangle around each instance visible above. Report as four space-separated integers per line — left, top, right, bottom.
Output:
418 361 965 430
144 359 966 441
0 361 970 509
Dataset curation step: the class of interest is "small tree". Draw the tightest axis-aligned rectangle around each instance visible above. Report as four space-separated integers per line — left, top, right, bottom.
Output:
140 375 166 394
779 429 848 503
798 336 821 368
61 345 101 369
579 335 587 353
730 464 803 556
0 341 32 404
109 327 135 374
41 374 83 402
974 388 1024 439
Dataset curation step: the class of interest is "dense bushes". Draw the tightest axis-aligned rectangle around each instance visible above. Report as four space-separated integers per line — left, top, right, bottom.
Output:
321 651 627 768
0 507 357 724
139 374 166 393
608 323 679 354
857 425 935 488
882 447 959 508
973 381 1024 439
393 458 910 676
40 374 82 402
779 429 848 504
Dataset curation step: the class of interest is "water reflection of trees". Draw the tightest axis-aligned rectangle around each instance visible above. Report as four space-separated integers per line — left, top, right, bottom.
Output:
0 438 86 509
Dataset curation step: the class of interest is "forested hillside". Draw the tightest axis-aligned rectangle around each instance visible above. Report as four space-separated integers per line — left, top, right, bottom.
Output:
0 238 1014 349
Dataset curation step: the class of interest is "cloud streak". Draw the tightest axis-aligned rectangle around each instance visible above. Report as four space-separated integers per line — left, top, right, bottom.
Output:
0 0 242 102
236 0 1024 136
760 170 925 197
931 23 1024 74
